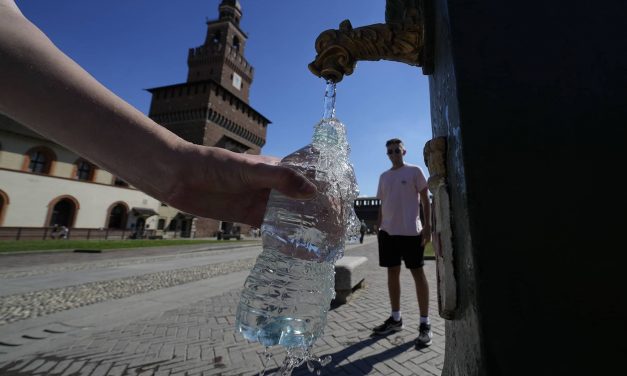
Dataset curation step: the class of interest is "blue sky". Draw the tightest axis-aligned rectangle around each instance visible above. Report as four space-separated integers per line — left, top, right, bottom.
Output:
15 0 431 197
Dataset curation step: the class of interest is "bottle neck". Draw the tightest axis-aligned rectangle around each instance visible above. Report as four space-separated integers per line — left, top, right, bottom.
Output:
322 81 336 120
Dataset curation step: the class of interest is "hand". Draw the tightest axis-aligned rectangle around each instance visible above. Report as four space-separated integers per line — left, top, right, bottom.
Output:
162 144 317 228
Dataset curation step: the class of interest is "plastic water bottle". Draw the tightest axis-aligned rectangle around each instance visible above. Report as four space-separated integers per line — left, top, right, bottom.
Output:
235 82 359 350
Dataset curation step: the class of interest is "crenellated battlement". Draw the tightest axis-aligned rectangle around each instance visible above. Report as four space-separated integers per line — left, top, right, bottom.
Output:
187 44 253 76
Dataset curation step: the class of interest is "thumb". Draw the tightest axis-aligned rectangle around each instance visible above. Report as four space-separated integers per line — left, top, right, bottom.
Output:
248 163 317 199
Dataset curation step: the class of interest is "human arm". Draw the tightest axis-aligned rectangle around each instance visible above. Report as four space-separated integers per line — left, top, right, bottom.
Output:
0 1 316 227
419 187 431 246
375 177 383 233
376 206 382 233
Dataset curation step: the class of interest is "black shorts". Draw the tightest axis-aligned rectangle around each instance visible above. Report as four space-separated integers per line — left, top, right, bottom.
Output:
377 230 425 269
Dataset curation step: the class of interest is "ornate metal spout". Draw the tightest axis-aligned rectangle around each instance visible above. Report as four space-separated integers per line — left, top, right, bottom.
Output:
308 0 433 82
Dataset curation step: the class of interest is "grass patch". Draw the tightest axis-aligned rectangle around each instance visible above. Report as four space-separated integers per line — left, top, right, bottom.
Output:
424 245 435 258
0 239 253 253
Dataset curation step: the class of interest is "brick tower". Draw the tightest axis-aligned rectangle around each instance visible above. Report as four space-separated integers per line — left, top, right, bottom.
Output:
147 0 270 238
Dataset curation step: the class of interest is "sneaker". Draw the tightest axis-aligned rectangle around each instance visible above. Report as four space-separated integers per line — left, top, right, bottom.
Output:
373 316 403 335
416 323 433 346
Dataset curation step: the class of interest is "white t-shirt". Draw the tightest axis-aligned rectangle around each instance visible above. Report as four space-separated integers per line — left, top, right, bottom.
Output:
376 164 428 236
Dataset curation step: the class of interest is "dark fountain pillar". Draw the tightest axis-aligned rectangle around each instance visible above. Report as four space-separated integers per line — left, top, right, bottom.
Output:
430 1 627 375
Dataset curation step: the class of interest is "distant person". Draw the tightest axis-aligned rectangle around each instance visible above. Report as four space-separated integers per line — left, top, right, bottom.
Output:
0 0 316 228
59 225 69 239
359 219 367 243
372 138 433 348
50 224 60 239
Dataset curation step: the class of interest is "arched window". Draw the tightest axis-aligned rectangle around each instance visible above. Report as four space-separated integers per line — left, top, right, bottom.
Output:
47 196 79 228
113 176 129 187
107 202 128 229
233 36 240 51
0 190 8 226
74 158 95 181
24 146 56 174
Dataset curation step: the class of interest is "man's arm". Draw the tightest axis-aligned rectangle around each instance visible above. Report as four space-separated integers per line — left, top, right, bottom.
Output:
419 187 431 245
0 1 315 227
0 1 180 196
376 177 384 233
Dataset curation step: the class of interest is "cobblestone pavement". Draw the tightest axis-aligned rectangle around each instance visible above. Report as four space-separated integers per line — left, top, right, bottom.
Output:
0 258 255 325
0 244 262 325
0 237 444 375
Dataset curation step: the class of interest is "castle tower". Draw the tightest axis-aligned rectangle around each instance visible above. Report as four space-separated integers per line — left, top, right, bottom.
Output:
187 0 252 102
146 0 269 237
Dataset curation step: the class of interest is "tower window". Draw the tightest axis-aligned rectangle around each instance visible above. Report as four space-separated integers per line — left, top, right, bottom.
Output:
233 36 240 51
212 31 221 44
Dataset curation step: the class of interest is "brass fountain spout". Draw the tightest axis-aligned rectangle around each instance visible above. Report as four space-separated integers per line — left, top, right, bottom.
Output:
308 0 433 82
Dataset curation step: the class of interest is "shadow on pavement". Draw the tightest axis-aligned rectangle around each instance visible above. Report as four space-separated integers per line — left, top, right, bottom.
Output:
265 332 416 375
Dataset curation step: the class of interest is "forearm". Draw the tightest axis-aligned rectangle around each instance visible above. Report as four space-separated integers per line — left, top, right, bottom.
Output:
420 191 431 232
0 4 185 198
422 199 431 230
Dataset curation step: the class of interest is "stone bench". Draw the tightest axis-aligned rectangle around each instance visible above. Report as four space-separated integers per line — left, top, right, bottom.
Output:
333 256 368 304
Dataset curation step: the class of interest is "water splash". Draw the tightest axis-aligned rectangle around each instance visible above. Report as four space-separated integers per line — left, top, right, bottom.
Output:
259 347 274 376
260 347 332 376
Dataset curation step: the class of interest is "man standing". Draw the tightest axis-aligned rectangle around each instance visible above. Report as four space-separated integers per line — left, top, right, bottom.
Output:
359 219 367 243
372 138 432 347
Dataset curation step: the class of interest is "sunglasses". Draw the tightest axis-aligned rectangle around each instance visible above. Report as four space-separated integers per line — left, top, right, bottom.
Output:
386 148 402 155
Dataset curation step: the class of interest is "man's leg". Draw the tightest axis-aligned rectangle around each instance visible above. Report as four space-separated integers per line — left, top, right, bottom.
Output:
410 267 429 317
373 231 404 334
388 266 402 312
410 266 432 346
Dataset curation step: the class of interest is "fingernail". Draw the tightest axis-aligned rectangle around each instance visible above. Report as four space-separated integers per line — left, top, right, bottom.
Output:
300 180 317 196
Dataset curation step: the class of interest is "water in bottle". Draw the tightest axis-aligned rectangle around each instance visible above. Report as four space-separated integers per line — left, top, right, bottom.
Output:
235 81 359 373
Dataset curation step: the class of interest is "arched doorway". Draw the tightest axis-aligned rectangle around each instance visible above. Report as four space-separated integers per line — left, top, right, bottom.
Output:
0 190 8 226
107 203 128 229
48 197 77 227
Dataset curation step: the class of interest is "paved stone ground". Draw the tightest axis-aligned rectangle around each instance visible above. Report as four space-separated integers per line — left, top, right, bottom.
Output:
0 237 444 375
0 241 259 278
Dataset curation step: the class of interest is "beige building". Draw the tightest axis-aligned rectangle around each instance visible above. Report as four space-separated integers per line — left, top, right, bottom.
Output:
0 114 195 240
